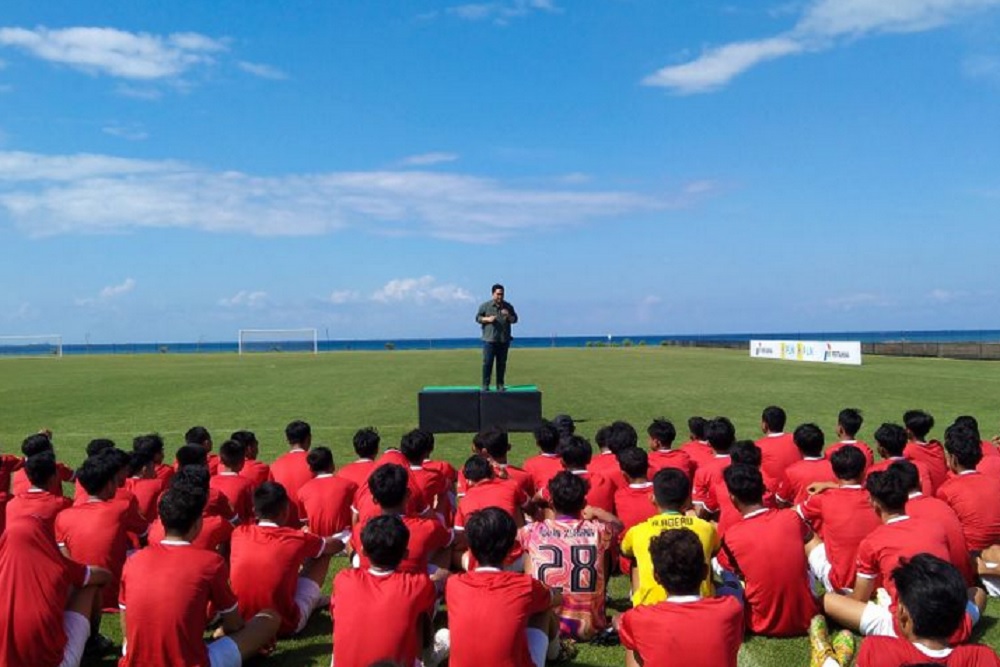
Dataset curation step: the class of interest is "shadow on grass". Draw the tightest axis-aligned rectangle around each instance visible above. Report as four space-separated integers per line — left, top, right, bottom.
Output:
973 612 998 642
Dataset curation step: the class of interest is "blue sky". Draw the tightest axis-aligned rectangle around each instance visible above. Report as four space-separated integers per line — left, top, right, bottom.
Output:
1 0 999 343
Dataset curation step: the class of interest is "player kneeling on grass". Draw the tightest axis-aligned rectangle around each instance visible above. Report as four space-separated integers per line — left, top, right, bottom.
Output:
118 487 279 667
333 514 446 667
229 482 344 637
617 528 744 667
447 507 564 667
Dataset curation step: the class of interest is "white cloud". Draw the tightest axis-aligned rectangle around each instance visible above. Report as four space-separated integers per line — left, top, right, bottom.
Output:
218 290 268 308
399 152 459 167
0 150 672 242
928 288 965 303
0 26 226 80
76 277 135 306
238 61 288 80
964 54 1000 81
102 122 149 141
329 290 362 305
644 0 1000 93
826 292 889 310
446 0 562 24
371 276 474 304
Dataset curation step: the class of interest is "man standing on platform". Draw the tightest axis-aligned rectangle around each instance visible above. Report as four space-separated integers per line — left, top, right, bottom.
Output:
476 283 518 392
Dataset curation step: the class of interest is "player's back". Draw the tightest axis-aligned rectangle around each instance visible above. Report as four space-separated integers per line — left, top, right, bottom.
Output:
648 449 694 479
778 458 836 506
907 492 977 584
903 440 948 491
336 459 376 490
298 474 356 537
856 636 1000 667
125 476 166 521
523 453 563 493
756 433 801 482
239 458 272 488
826 440 875 468
936 471 1000 551
209 473 255 524
856 516 950 601
798 485 879 591
619 596 744 667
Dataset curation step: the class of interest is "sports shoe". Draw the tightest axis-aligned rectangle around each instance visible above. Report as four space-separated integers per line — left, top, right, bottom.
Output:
423 627 450 667
832 629 856 666
481 385 489 392
808 615 836 667
497 384 506 391
552 637 578 663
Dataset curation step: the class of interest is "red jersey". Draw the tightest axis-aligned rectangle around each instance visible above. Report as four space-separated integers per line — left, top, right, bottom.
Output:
936 471 1000 551
239 458 272 488
977 454 1000 479
124 476 166 521
378 449 410 468
270 449 313 523
11 462 73 496
209 472 255 524
297 474 356 537
332 568 436 667
423 458 458 485
148 513 233 553
908 492 977 585
721 508 818 637
5 489 71 533
619 596 744 667
336 458 376 490
455 478 527 528
870 456 934 496
857 636 1000 667
826 440 875 469
119 541 238 667
0 455 22 494
458 463 534 498
523 453 564 494
352 477 428 528
446 569 553 667
614 482 656 535
904 440 948 492
0 517 90 667
352 513 452 573
756 433 802 482
229 522 325 635
423 459 458 525
679 440 716 471
153 462 174 483
648 449 694 480
56 499 148 611
408 465 450 511
797 485 880 591
776 457 836 506
692 455 732 513
855 516 950 602
588 452 625 490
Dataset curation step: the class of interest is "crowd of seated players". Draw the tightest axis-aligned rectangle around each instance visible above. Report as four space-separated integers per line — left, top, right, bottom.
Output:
2 408 1000 667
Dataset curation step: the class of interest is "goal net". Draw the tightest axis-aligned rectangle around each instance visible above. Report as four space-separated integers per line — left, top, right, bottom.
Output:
238 329 319 355
0 334 63 358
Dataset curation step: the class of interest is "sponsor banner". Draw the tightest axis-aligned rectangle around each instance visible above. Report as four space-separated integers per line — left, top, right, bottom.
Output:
750 340 862 366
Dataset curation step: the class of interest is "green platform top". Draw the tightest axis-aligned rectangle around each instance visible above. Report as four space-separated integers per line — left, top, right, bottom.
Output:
421 385 539 392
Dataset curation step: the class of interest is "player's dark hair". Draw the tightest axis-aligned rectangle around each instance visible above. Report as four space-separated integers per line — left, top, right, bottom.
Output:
793 423 825 457
606 421 638 454
723 464 764 505
352 427 380 458
369 464 409 508
172 465 210 492
552 414 575 438
652 467 691 509
306 446 334 474
86 438 116 458
533 421 560 454
400 429 434 464
887 460 921 494
253 481 289 521
465 506 516 567
229 430 258 452
594 426 609 451
649 528 706 596
127 448 155 477
892 554 968 639
102 448 131 477
830 445 866 481
558 435 593 468
618 447 648 479
361 514 410 570
219 439 247 470
865 470 907 513
647 418 676 447
77 453 119 495
688 416 707 440
944 424 982 470
285 420 311 445
761 406 787 432
176 444 208 469
729 440 762 468
479 427 511 461
21 433 53 457
185 426 211 447
133 433 165 457
24 452 56 488
548 471 588 516
874 423 908 457
903 410 934 439
462 455 494 484
159 486 205 534
705 417 736 453
953 415 981 440
838 408 863 438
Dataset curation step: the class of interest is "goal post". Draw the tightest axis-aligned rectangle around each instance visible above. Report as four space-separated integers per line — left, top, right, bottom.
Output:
238 329 319 355
0 334 63 358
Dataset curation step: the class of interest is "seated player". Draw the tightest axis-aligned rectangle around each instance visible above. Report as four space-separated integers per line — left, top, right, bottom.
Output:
336 426 381 489
479 427 534 497
710 440 778 544
230 482 344 636
523 420 564 494
937 423 1000 552
12 432 74 496
184 425 220 475
447 507 563 667
679 416 715 472
588 421 639 490
613 448 657 554
118 486 279 667
297 446 356 539
646 417 693 479
869 422 934 494
147 467 235 554
618 529 744 667
903 409 948 492
126 445 167 522
456 455 529 530
72 439 115 499
799 445 879 595
855 554 1000 666
622 467 719 606
176 446 237 523
552 435 616 514
417 429 458 497
210 440 256 524
720 464 818 636
132 433 174 484
825 407 875 467
775 423 835 506
953 415 1000 478
399 430 451 519
522 471 621 641
0 515 111 667
692 416 736 519
5 452 72 532
333 515 441 667
357 464 452 574
270 420 315 525
229 430 271 488
755 405 801 483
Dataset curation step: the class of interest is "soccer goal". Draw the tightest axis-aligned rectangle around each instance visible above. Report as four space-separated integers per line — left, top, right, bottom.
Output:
0 334 63 358
238 329 319 355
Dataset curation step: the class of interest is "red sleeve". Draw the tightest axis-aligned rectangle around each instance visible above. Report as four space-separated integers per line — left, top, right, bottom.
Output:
855 537 877 578
55 513 70 545
798 494 823 531
454 505 467 529
618 609 637 651
63 555 89 588
417 576 437 614
515 486 529 508
692 469 711 506
209 558 239 613
302 531 326 559
124 500 149 535
527 577 551 614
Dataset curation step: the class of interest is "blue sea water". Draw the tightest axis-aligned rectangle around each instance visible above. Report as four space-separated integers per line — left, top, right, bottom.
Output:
3 329 1000 356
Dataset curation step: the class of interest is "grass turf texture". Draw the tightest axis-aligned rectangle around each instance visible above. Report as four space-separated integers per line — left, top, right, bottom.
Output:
2 346 1000 666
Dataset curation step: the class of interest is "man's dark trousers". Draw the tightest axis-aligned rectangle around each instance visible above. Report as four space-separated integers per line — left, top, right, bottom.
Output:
482 341 510 388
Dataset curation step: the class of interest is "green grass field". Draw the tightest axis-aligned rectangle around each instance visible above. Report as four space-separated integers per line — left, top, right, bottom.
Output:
3 346 1000 666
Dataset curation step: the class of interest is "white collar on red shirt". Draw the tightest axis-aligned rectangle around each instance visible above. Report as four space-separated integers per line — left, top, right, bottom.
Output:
911 643 952 659
368 567 395 577
840 484 862 489
766 433 786 438
27 487 46 493
665 595 701 604
357 458 374 463
743 508 769 520
316 473 334 479
259 521 280 528
161 539 191 546
959 470 979 476
629 482 653 489
219 471 239 476
886 515 910 525
908 492 923 499
600 451 614 456
540 453 559 458
839 440 858 444
474 567 502 572
803 456 824 461
288 448 307 454
713 454 729 459
570 469 589 476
